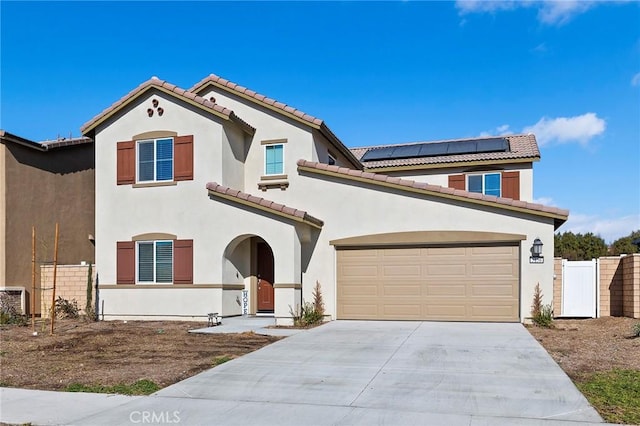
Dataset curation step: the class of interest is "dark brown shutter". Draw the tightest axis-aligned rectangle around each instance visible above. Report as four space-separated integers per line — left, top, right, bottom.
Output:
501 171 520 200
116 241 135 284
174 135 194 181
174 239 193 284
116 141 135 185
448 174 465 190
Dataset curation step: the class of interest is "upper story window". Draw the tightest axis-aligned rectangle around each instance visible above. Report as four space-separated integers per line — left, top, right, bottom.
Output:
264 143 284 175
117 134 194 186
137 138 173 182
138 240 173 283
467 173 501 197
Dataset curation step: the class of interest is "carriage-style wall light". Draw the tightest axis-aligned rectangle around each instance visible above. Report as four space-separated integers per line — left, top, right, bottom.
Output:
530 238 544 263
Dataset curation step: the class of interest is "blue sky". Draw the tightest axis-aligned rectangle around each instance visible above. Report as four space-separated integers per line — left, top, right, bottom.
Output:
1 1 639 242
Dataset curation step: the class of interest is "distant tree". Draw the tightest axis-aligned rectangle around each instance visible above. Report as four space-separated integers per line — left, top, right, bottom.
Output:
609 230 640 255
554 232 608 260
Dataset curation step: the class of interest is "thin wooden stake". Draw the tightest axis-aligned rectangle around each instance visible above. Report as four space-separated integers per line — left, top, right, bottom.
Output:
50 223 59 335
31 226 36 331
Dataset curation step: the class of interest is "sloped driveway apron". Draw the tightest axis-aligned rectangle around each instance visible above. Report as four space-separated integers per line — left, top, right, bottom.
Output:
76 321 603 425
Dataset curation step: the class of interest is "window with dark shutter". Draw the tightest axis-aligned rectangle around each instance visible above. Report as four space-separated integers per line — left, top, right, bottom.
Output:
174 239 193 284
116 141 135 185
174 135 194 181
448 174 465 190
501 171 520 200
116 241 135 284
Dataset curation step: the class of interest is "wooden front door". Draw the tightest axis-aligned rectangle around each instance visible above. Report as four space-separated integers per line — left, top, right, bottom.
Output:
257 242 275 312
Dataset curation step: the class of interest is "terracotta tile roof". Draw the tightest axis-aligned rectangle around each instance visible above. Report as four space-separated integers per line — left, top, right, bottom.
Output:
190 74 363 170
206 182 324 228
81 77 255 136
296 159 568 225
352 134 541 169
191 74 324 126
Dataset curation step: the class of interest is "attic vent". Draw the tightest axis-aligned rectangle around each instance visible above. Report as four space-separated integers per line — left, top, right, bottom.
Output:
209 96 216 103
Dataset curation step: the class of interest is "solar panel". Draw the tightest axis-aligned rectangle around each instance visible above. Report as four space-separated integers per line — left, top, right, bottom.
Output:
360 137 509 162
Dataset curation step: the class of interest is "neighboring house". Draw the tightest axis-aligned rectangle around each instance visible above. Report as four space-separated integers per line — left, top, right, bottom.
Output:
0 130 95 315
80 74 568 325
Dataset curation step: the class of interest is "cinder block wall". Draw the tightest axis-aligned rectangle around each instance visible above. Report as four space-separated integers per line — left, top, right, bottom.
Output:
40 264 96 318
622 254 640 318
553 258 563 317
599 257 624 317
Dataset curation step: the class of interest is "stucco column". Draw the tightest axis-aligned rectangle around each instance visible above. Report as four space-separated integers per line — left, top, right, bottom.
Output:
273 229 302 326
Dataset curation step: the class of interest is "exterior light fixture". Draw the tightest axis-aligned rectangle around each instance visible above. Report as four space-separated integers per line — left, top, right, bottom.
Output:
530 238 544 263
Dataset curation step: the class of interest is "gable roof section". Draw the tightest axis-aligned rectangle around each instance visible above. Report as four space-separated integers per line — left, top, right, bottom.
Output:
352 134 540 171
206 182 324 229
80 77 256 137
1 130 93 151
296 159 568 228
190 74 363 170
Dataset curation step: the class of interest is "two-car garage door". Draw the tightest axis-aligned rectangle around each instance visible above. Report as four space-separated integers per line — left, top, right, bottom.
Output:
337 244 520 322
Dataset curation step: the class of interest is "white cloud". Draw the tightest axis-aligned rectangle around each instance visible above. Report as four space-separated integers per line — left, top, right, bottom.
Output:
537 1 596 25
632 72 640 87
522 112 606 146
455 1 622 26
532 197 556 206
557 213 640 243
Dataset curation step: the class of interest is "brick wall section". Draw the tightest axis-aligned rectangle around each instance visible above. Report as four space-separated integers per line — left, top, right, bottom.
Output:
553 258 562 317
599 257 624 317
622 254 640 318
40 264 96 318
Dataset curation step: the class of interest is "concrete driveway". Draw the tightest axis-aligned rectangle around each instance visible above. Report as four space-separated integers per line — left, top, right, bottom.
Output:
1 321 604 425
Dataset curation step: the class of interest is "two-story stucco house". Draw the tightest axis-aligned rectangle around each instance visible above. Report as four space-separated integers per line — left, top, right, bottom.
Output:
80 74 568 325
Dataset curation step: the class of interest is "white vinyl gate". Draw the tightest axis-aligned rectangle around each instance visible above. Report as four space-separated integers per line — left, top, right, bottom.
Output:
561 259 597 318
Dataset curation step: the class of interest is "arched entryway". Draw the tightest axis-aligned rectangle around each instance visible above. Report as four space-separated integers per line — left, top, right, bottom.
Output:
222 235 275 315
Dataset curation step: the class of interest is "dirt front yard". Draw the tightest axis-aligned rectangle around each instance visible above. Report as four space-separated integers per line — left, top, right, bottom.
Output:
0 319 280 392
527 317 640 380
528 317 640 424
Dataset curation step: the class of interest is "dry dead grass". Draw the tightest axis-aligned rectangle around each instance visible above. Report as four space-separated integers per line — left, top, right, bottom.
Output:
0 319 280 391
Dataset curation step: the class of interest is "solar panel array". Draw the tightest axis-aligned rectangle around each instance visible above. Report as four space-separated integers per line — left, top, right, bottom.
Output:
360 137 510 162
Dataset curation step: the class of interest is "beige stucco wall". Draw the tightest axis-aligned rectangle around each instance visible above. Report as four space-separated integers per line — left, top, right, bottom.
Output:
386 163 534 202
2 142 94 315
40 264 95 318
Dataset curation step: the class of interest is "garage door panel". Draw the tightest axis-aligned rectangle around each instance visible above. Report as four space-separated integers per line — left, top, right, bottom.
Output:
337 244 520 322
383 265 422 277
426 284 466 297
383 284 422 296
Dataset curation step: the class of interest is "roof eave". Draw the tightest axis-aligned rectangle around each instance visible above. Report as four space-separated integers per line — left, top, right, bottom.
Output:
207 188 323 229
81 84 243 137
297 163 569 223
362 156 540 172
0 130 46 151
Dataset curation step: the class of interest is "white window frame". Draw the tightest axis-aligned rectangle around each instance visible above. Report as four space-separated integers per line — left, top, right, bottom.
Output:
263 143 285 176
136 137 174 183
136 240 173 284
466 172 501 197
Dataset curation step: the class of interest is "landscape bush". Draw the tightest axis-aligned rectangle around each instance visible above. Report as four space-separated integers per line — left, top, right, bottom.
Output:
531 283 553 328
54 296 80 319
0 293 27 326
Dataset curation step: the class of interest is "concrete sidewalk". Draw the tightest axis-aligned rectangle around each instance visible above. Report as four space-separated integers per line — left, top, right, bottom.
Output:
188 315 303 337
1 321 608 426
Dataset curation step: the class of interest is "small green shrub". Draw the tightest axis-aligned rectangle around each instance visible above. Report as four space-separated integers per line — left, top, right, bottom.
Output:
633 322 640 338
530 283 553 328
54 296 79 319
289 281 326 327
